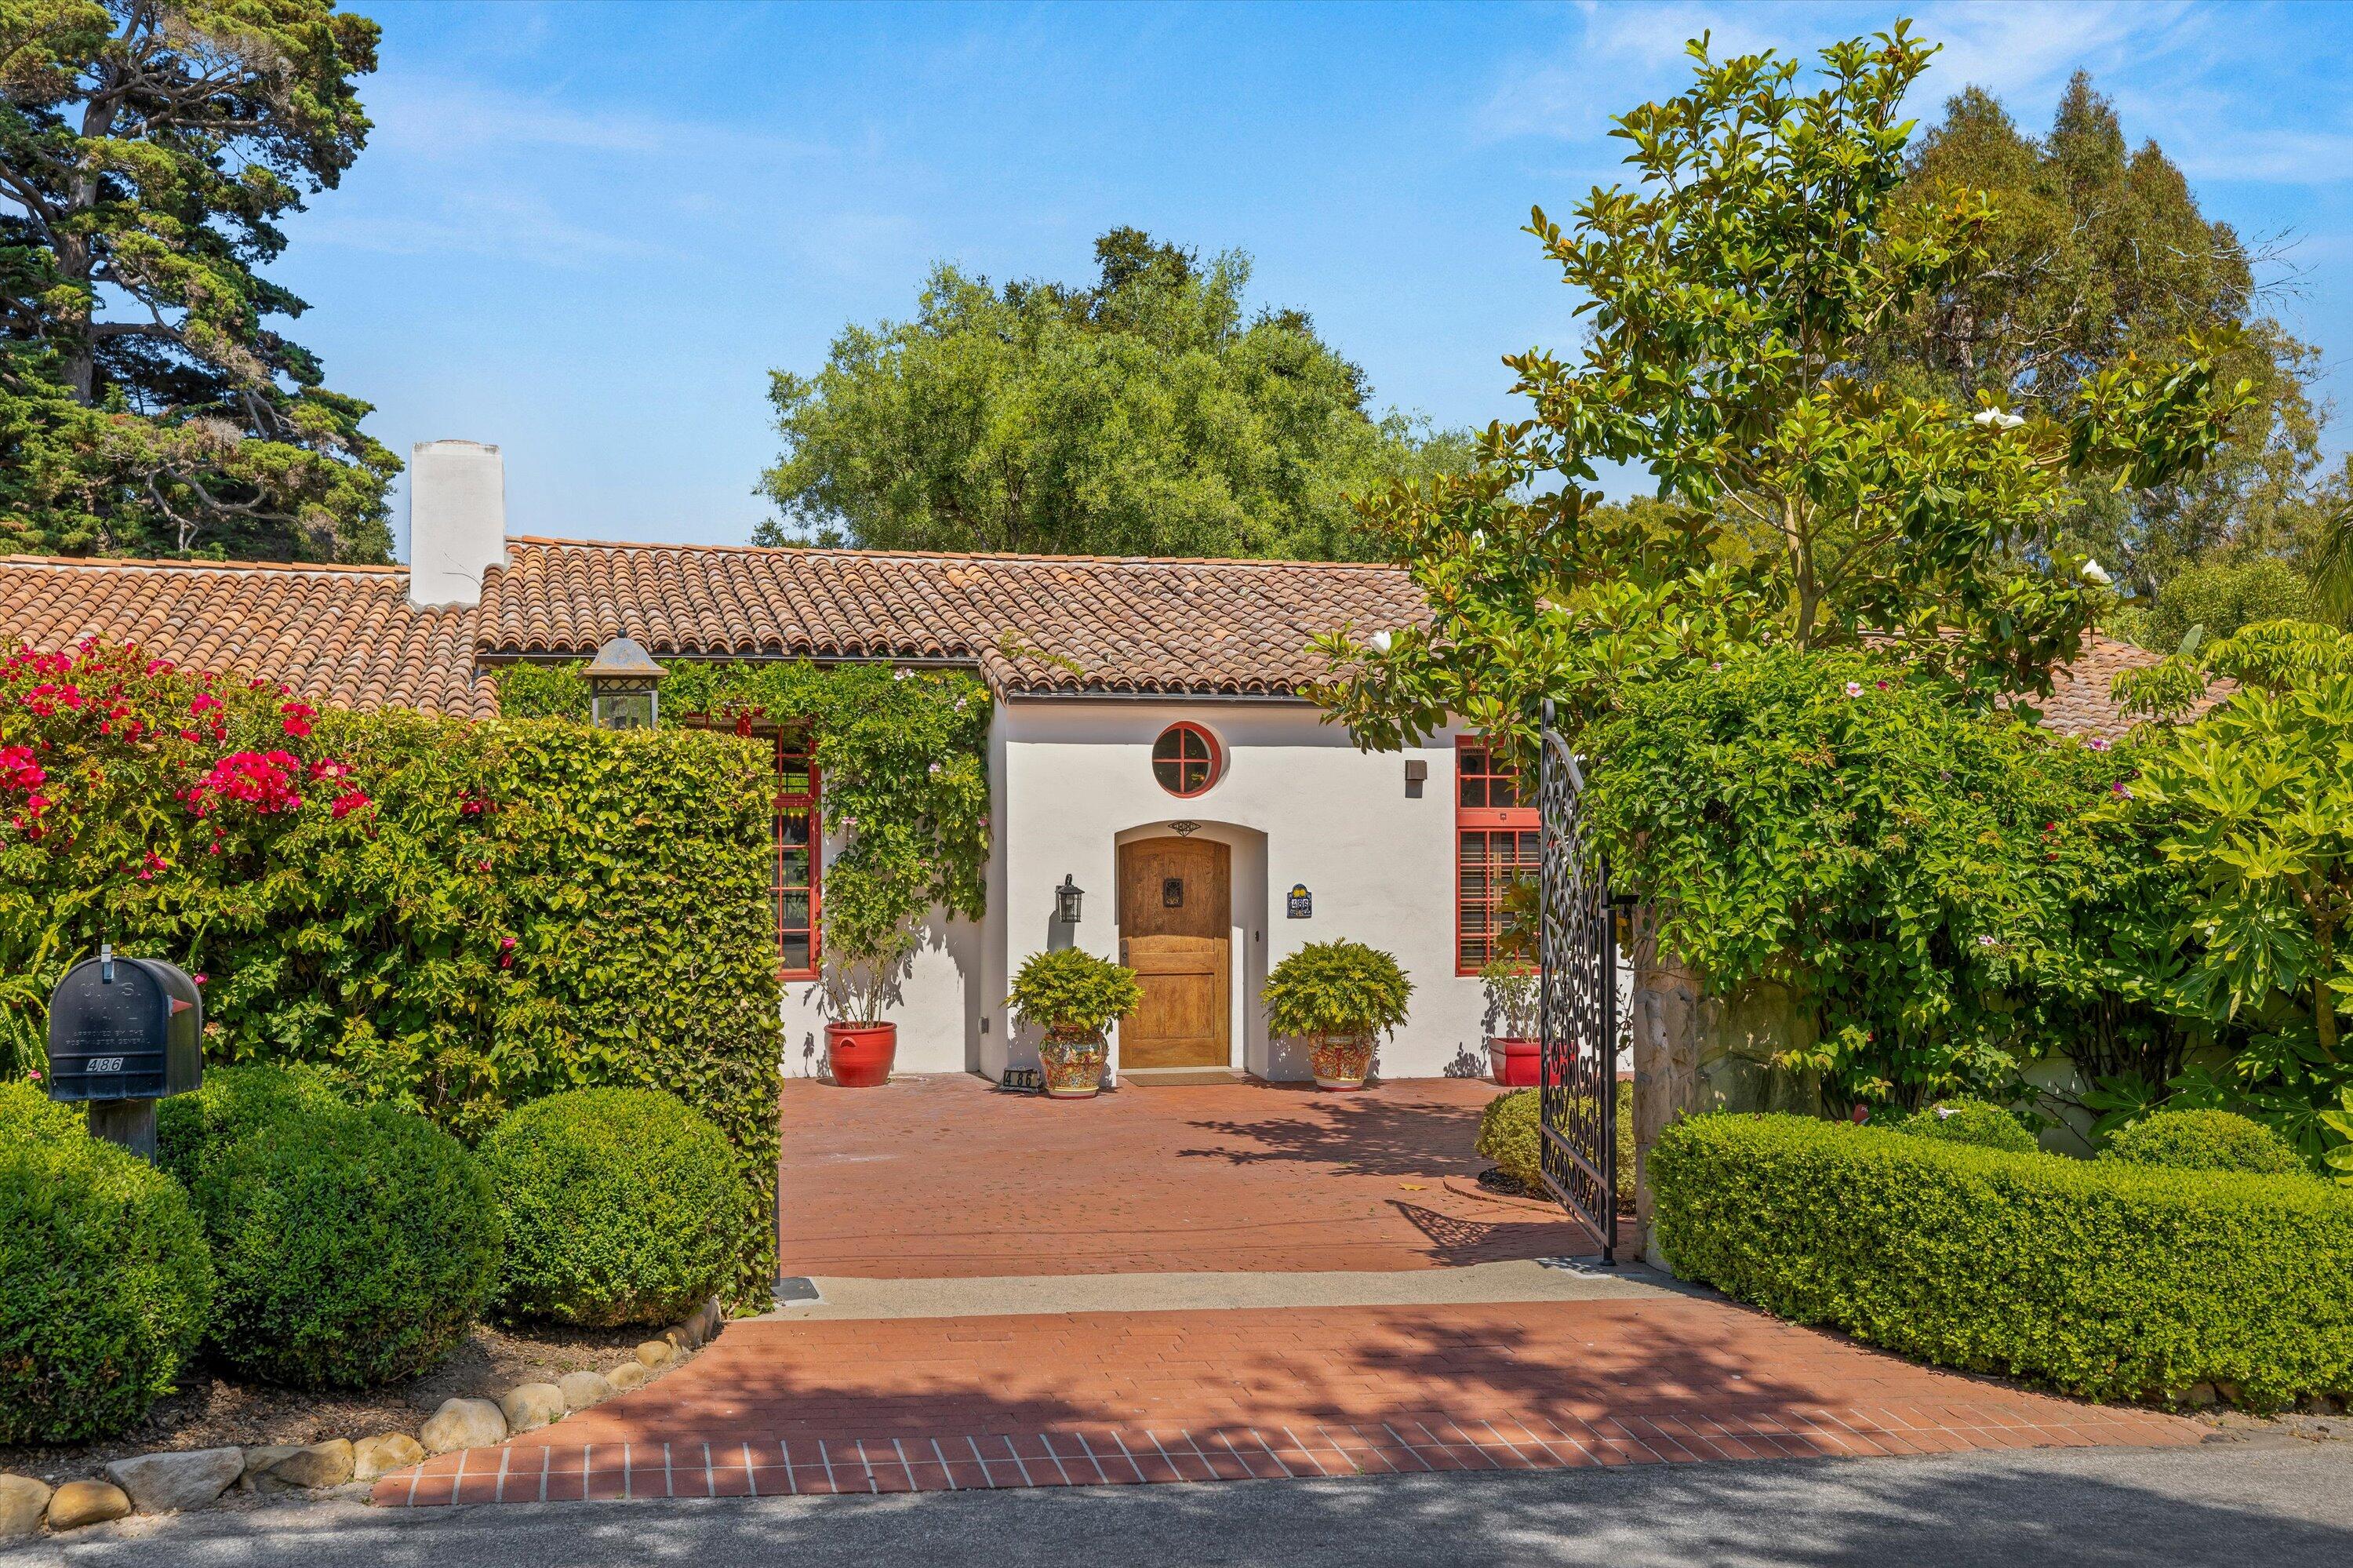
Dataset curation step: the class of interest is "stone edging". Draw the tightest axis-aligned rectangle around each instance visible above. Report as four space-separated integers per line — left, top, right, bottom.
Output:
0 1297 726 1540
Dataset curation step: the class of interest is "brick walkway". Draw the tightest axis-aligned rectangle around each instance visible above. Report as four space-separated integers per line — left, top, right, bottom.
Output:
374 1073 2205 1511
777 1073 1595 1276
376 1296 2201 1507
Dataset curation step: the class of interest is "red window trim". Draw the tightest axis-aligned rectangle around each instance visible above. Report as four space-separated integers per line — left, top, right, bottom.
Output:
1152 721 1224 799
1456 737 1537 976
775 731 820 981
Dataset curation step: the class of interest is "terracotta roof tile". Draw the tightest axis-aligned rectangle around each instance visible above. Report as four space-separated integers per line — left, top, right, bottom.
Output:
0 553 495 718
1 538 2180 737
479 537 1426 697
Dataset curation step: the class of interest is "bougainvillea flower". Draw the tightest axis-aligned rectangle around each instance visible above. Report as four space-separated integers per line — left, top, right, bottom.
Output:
330 789 372 820
183 750 304 817
280 700 316 738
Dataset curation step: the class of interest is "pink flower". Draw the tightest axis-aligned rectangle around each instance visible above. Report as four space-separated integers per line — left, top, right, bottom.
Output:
0 745 44 792
182 751 303 817
1844 682 1863 697
2086 737 2111 751
279 700 316 738
190 693 224 715
2111 782 2134 799
192 973 206 985
329 789 372 820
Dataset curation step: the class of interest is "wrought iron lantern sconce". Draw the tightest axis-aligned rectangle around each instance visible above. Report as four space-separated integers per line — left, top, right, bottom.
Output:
1056 875 1085 926
584 635 667 731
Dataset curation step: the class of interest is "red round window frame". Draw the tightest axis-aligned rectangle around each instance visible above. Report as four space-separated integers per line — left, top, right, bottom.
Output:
1152 722 1224 799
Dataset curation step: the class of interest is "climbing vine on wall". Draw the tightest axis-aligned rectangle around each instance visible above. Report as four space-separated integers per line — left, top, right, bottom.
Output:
492 660 992 966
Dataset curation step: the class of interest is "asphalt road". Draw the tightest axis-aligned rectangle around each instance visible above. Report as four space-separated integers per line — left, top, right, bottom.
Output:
9 1435 2348 1567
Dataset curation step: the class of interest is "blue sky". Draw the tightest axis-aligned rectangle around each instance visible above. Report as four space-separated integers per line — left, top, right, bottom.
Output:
272 2 2353 555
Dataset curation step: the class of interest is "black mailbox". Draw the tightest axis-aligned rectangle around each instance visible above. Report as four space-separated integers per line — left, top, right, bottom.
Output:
45 945 202 1102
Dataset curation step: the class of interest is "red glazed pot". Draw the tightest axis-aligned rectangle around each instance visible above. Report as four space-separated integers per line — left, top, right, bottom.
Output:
826 1021 897 1088
1489 1038 1540 1088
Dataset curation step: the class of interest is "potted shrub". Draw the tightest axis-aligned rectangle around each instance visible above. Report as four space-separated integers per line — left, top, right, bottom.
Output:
1480 957 1541 1086
813 879 918 1089
1007 948 1141 1100
1262 940 1413 1091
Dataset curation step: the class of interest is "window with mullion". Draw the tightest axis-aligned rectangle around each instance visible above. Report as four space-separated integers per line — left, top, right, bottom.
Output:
1457 739 1537 973
775 731 820 979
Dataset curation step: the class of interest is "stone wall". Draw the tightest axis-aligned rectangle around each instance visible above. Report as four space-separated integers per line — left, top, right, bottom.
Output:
1625 908 1821 1268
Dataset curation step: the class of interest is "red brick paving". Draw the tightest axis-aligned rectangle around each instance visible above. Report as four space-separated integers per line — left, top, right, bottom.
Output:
777 1073 1595 1276
375 1297 2202 1507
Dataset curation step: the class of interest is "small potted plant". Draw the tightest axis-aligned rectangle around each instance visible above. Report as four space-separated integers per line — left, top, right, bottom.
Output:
1480 956 1540 1086
812 879 918 1089
1262 939 1413 1091
1006 948 1141 1099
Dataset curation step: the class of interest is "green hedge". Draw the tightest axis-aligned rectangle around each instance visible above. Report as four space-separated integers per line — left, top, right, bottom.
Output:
1897 1099 2039 1153
482 1089 750 1327
2103 1110 2308 1175
2 645 784 1301
1475 1082 1635 1206
0 1082 215 1442
182 1082 504 1388
1652 1114 2353 1410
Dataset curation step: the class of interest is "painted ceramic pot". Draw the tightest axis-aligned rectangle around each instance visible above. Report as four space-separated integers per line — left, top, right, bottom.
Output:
1309 1032 1376 1091
826 1021 896 1088
1039 1032 1108 1099
1489 1037 1540 1087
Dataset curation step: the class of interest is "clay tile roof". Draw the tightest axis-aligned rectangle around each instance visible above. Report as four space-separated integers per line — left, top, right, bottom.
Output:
0 537 2180 735
0 553 495 718
480 537 1427 697
2021 632 2183 742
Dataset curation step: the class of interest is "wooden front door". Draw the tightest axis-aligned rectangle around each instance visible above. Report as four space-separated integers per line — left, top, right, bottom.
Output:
1118 837 1231 1069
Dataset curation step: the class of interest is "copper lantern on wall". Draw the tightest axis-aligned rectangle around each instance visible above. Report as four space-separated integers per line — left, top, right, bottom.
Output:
584 635 666 730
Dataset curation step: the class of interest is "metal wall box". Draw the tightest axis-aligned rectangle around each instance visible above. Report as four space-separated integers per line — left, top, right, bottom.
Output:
45 950 202 1102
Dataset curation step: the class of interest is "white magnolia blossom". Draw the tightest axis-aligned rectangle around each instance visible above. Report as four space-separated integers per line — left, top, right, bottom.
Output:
1971 408 2027 431
1369 630 1394 653
2081 558 2112 586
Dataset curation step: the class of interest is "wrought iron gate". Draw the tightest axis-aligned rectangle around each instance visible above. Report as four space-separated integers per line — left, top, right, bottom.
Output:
1536 700 1617 1262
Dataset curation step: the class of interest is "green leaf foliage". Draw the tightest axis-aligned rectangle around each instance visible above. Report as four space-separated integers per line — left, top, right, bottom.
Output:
2100 1109 2309 1177
1006 947 1140 1039
1311 23 2252 758
1474 1082 1633 1206
1897 1099 2040 1154
0 0 399 560
2 643 786 1302
179 1079 502 1388
1261 939 1413 1040
480 1088 751 1329
0 1080 216 1442
755 227 1471 560
1885 75 2328 596
2130 558 2316 653
1584 646 2188 1110
1652 1113 2353 1410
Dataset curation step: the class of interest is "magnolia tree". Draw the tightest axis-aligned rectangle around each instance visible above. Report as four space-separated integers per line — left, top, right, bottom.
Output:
1312 24 2253 757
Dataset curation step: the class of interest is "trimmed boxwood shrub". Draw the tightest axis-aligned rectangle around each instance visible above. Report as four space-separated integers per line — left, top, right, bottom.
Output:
1475 1082 1635 1206
186 1096 503 1388
158 1062 351 1185
0 1082 216 1442
2103 1110 2308 1175
1897 1099 2041 1154
481 1088 750 1327
1651 1113 2353 1410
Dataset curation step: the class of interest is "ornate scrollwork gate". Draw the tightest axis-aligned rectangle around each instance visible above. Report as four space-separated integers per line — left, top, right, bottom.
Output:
1536 700 1617 1262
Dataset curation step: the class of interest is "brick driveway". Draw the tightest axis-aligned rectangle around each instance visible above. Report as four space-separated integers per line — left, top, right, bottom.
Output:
376 1072 2205 1509
776 1072 1595 1276
383 1295 2198 1505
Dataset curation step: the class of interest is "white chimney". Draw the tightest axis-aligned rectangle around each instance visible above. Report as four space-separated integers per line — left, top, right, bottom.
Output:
407 440 507 609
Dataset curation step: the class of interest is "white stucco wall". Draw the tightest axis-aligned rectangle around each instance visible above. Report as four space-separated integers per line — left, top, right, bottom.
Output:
795 695 1497 1083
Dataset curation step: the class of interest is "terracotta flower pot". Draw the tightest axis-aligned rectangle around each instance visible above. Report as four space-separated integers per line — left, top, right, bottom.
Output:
826 1020 896 1088
1308 1032 1375 1091
1489 1037 1540 1087
1038 1032 1107 1099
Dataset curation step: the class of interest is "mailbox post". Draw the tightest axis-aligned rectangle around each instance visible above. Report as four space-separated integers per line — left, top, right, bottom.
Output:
45 944 203 1161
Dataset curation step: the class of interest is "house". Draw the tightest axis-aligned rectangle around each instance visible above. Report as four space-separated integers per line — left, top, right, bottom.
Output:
1 440 2163 1085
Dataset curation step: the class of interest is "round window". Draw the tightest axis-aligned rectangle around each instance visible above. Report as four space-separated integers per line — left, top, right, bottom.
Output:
1152 722 1222 798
